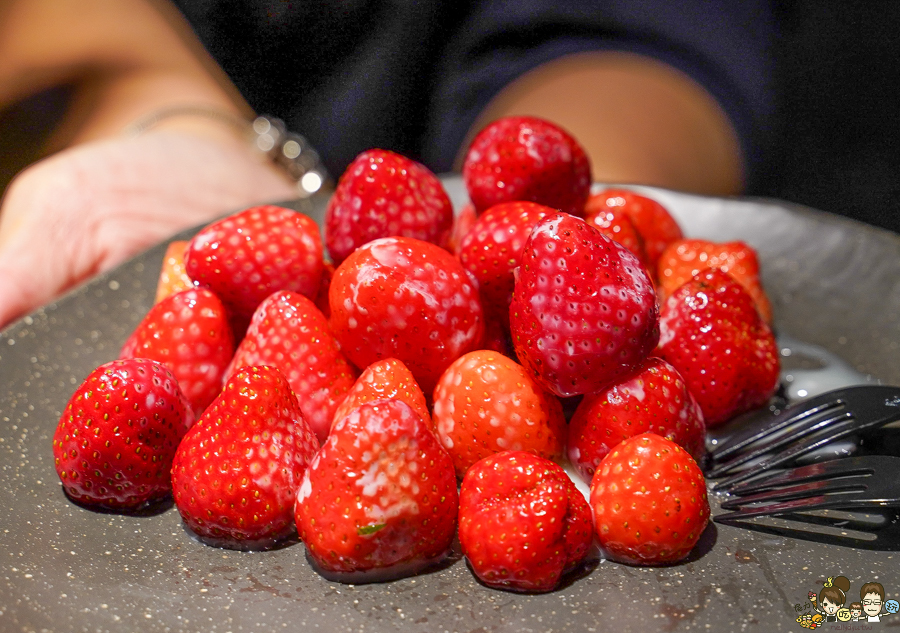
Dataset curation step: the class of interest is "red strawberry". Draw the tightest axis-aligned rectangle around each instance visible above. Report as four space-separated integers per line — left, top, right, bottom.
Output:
509 213 659 398
295 399 458 581
657 238 773 323
324 149 453 265
432 350 566 479
447 202 478 255
171 365 319 549
458 451 593 593
120 288 234 417
314 260 336 319
566 357 705 484
184 204 324 329
328 236 484 394
589 433 709 565
587 188 683 272
330 357 430 432
155 240 193 303
457 201 556 328
227 290 357 443
52 359 193 510
584 204 649 270
463 116 591 217
656 269 780 427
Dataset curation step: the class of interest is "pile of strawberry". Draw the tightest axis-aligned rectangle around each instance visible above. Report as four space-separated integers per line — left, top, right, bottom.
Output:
52 116 779 593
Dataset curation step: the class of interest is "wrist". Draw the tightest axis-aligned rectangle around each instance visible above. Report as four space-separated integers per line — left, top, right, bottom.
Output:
125 106 330 198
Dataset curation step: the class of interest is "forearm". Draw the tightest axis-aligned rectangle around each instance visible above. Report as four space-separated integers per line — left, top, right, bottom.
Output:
470 52 744 196
0 0 249 148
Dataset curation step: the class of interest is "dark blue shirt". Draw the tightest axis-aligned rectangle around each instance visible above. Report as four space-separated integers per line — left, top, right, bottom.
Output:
170 0 775 181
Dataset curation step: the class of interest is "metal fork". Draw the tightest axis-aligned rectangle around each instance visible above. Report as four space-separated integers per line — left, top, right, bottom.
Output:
706 385 900 491
712 455 900 550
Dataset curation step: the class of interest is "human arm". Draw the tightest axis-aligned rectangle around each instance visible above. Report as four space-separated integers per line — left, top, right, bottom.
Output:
469 51 743 196
426 0 775 198
0 0 295 327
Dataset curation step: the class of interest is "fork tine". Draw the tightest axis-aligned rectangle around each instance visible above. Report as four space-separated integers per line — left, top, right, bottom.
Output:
712 407 900 491
726 457 878 496
706 410 853 479
719 474 872 510
708 390 849 463
714 494 858 520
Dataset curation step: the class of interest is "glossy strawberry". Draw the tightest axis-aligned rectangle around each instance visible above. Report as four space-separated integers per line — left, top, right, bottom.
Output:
314 260 336 319
184 204 324 328
295 399 458 581
584 204 649 270
509 213 659 398
458 451 593 593
154 240 193 303
457 201 556 328
53 359 193 510
657 238 773 323
566 357 705 484
329 236 484 394
590 433 709 565
330 357 430 432
656 269 780 427
587 188 683 272
227 290 357 443
120 288 234 417
463 116 591 217
432 350 566 479
324 149 453 264
447 202 478 255
171 365 319 549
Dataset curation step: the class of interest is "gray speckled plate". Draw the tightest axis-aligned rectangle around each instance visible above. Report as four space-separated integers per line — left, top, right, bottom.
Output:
2 178 899 633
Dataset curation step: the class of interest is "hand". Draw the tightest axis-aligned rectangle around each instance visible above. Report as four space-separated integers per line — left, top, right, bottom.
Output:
0 130 296 328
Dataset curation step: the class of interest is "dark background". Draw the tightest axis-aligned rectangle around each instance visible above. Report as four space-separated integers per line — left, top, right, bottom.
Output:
750 1 900 233
1 0 899 234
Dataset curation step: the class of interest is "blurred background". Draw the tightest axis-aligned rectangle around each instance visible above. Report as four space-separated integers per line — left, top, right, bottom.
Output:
1 0 899 234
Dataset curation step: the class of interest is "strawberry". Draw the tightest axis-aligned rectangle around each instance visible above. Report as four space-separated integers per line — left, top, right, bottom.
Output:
313 260 335 319
463 116 591 217
324 149 453 265
330 357 430 432
458 451 593 593
657 238 773 323
587 188 683 273
295 398 458 581
184 204 324 330
457 201 556 328
509 213 659 398
119 288 234 417
432 350 566 479
52 358 193 510
328 236 484 394
227 290 357 443
656 269 780 427
447 202 478 255
171 365 319 549
154 240 194 303
589 433 709 565
479 313 515 358
583 203 649 270
566 357 705 484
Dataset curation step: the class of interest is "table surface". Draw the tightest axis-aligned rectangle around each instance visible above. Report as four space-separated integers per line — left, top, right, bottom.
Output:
1 180 899 633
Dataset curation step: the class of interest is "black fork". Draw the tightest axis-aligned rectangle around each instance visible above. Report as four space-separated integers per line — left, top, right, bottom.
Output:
706 385 900 490
713 455 900 550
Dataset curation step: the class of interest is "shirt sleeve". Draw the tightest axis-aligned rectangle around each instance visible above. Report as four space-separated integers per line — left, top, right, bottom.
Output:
423 0 776 182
